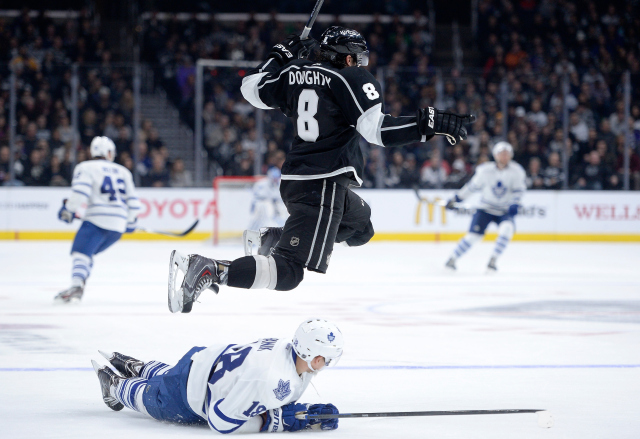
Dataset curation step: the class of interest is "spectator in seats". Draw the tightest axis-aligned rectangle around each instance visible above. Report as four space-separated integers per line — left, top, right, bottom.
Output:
527 99 548 128
526 157 544 189
118 151 135 174
147 128 164 150
420 148 450 189
615 140 640 190
170 158 193 187
398 153 420 189
35 115 51 141
385 150 404 188
569 112 589 143
23 122 39 155
596 139 616 170
134 141 151 177
20 148 52 186
574 150 613 190
142 150 171 187
0 145 11 184
542 151 565 189
49 155 70 186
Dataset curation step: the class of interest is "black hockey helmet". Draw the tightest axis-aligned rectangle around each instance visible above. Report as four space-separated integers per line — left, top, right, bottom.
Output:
319 26 369 67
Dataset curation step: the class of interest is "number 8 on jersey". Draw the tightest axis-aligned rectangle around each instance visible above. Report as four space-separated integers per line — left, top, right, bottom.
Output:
297 89 319 142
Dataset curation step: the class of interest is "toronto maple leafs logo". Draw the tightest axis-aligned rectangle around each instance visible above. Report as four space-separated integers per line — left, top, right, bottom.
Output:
491 180 507 198
273 379 291 401
327 332 335 342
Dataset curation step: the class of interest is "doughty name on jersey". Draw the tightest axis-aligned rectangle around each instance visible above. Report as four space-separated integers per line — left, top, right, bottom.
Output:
288 69 332 86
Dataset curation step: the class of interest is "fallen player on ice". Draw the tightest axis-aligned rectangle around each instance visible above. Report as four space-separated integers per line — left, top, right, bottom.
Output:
91 318 342 433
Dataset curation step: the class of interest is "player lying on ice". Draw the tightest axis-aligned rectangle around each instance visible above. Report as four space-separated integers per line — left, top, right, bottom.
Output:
168 26 476 313
91 318 343 434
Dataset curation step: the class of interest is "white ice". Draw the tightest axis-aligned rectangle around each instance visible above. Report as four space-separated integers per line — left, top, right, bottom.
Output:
1 240 639 438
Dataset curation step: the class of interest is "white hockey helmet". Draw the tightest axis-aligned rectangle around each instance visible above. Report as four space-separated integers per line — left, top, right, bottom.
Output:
492 141 514 159
90 136 117 162
292 318 344 371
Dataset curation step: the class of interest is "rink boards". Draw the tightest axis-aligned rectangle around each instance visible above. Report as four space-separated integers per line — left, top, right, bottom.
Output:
0 187 639 241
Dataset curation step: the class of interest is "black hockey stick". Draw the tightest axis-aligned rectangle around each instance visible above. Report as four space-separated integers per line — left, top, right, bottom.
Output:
296 409 554 427
138 219 200 238
300 0 325 40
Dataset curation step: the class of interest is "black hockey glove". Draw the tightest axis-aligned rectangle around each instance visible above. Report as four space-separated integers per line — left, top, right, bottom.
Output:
417 107 476 145
268 35 318 67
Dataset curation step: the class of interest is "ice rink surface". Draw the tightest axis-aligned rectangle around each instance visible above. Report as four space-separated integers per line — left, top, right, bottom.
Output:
1 240 639 438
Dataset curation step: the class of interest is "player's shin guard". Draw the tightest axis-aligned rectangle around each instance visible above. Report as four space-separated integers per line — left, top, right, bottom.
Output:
71 252 92 286
227 254 303 291
450 233 483 260
113 377 149 415
491 221 514 260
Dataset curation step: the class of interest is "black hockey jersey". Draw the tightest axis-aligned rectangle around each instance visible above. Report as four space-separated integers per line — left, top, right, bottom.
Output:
241 58 432 186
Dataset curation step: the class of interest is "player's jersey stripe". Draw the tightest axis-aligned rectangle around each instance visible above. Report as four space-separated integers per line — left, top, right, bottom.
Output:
72 189 90 198
380 122 417 131
316 182 337 270
257 64 301 89
88 203 127 210
72 182 92 189
85 213 128 220
305 180 326 267
281 166 363 187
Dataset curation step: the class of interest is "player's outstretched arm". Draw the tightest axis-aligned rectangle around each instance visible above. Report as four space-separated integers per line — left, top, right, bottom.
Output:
61 163 91 222
263 402 339 432
447 163 486 208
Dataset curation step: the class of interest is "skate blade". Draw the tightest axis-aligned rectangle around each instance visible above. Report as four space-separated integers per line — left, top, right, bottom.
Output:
53 296 82 305
168 250 186 313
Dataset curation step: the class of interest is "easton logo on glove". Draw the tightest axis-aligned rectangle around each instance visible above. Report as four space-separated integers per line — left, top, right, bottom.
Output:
428 107 435 129
274 44 293 59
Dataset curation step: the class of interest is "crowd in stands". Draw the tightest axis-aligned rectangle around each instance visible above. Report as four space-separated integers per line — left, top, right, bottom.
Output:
0 9 191 187
142 1 640 190
3 1 640 190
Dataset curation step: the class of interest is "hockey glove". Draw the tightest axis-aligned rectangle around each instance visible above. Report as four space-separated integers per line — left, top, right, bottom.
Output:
269 35 318 67
417 107 476 145
508 204 519 217
58 201 75 224
125 218 137 234
446 195 462 210
264 402 339 432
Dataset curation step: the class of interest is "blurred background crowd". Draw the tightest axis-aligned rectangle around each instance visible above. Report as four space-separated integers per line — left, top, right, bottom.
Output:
1 0 639 189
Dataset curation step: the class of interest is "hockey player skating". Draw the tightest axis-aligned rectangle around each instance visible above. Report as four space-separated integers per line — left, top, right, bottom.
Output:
445 141 526 272
55 136 140 302
248 167 287 231
91 318 342 434
168 26 475 313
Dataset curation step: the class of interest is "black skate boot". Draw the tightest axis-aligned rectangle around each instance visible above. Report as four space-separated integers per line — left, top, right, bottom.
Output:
54 285 84 303
243 227 283 256
98 351 144 378
168 250 230 313
91 360 124 411
486 256 498 273
445 257 457 271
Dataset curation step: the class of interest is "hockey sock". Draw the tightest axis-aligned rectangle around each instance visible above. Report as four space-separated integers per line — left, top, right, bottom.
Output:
491 221 514 259
227 255 304 291
139 361 172 379
71 252 92 286
113 377 149 414
227 255 277 289
450 233 483 260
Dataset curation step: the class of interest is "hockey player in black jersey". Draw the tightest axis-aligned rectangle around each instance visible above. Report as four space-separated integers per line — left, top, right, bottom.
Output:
167 26 476 313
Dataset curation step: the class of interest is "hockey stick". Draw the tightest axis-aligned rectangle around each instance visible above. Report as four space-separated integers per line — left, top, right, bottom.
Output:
413 187 474 211
300 0 325 40
137 219 200 238
296 409 554 428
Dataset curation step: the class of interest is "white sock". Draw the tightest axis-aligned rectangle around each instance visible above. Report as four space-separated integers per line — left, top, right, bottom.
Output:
491 221 514 259
71 252 92 287
450 233 483 260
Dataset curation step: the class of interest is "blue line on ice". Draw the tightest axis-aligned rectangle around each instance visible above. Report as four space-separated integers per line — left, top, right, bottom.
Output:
2 364 640 372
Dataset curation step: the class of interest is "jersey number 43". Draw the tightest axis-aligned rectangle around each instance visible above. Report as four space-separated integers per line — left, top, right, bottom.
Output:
100 176 126 201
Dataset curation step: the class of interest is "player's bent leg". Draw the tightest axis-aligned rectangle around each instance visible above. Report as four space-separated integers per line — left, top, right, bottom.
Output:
488 219 515 271
335 189 373 247
99 351 146 378
226 254 304 291
446 233 483 270
339 220 375 247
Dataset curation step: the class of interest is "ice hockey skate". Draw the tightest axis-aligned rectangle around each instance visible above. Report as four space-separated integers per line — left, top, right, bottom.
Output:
91 360 124 411
445 257 457 271
486 256 498 273
243 227 283 256
99 351 144 378
53 285 84 303
168 250 229 313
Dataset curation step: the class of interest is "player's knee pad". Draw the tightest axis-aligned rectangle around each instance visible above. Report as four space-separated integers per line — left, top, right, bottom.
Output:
345 220 375 247
497 220 514 240
464 232 483 245
271 254 304 291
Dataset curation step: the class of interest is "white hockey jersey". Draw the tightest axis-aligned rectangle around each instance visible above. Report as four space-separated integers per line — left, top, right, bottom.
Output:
186 338 314 434
457 161 526 215
66 159 140 233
